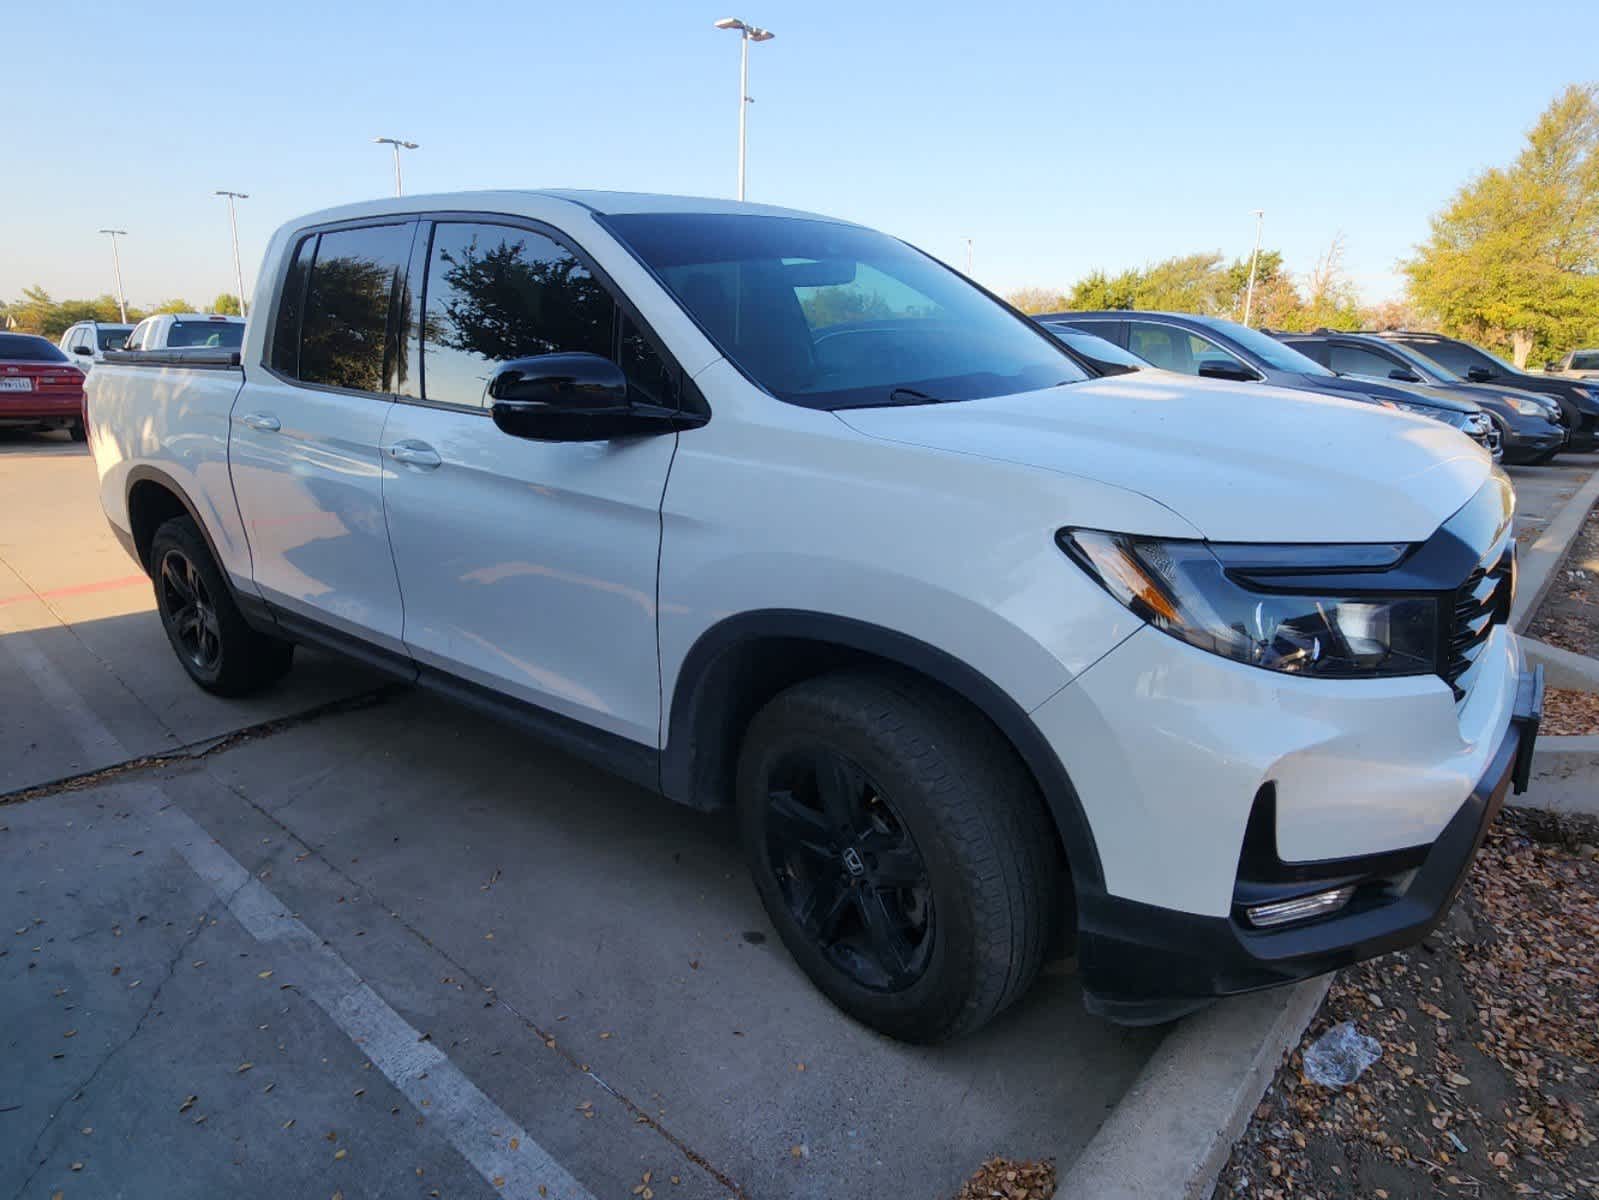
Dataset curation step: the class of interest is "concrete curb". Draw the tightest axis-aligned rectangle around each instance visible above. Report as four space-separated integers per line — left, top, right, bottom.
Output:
1512 465 1599 631
1057 977 1331 1200
1522 637 1599 692
1522 735 1599 816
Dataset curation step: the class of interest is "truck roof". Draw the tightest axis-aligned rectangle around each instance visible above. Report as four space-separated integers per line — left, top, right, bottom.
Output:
164 314 245 323
281 189 856 231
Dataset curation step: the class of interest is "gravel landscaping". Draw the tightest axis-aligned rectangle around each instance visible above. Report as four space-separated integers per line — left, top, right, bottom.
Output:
1212 807 1599 1200
1544 686 1599 736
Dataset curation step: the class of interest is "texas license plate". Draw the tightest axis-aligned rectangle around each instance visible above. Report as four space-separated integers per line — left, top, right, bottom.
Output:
0 377 33 391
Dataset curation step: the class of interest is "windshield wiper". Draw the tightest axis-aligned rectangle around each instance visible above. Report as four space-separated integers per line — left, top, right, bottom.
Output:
886 387 949 406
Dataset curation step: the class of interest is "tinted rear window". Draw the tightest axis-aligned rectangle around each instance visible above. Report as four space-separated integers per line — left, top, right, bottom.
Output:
96 327 132 350
296 223 414 392
0 334 67 362
167 321 244 349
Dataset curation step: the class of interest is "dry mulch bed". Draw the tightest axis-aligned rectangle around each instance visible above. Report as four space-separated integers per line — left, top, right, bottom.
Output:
1213 808 1599 1200
1544 687 1599 735
1526 504 1599 659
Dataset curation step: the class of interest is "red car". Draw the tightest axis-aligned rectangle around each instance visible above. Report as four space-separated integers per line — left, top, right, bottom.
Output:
0 332 88 441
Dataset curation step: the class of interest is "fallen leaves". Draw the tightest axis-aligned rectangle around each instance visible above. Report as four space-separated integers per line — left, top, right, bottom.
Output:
1213 806 1599 1200
953 1156 1057 1200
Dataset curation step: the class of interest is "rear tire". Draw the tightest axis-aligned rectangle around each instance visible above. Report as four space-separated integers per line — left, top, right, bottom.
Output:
737 669 1061 1042
150 515 293 696
68 420 87 443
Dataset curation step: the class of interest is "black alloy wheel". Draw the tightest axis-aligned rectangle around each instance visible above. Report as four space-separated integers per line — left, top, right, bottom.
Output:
159 548 223 672
762 748 934 992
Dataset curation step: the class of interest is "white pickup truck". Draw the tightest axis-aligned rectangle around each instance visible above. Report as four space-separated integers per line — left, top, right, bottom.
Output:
86 190 1542 1041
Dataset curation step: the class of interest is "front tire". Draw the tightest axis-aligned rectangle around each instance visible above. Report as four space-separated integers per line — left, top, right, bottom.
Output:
737 669 1061 1042
150 515 293 696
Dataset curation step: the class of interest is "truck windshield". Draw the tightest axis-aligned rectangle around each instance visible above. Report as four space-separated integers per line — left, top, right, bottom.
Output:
167 321 244 349
604 212 1086 409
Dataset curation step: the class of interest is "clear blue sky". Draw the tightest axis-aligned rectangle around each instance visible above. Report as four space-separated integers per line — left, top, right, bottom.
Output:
5 0 1595 311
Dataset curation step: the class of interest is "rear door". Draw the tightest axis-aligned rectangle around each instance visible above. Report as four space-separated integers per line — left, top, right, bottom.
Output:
228 220 416 655
378 216 680 745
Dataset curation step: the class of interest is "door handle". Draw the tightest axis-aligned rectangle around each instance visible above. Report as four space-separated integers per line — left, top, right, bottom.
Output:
239 412 281 432
386 440 442 469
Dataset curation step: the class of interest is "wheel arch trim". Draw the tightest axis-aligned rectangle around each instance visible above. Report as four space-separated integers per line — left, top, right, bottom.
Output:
662 609 1106 894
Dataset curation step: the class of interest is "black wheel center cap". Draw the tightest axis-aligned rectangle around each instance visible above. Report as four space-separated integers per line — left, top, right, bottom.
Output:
841 846 865 877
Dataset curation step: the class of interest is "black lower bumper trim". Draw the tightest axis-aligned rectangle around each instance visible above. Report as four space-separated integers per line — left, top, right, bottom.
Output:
1079 667 1544 1025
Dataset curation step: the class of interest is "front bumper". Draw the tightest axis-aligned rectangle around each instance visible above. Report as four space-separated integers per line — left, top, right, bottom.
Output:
1075 665 1543 1024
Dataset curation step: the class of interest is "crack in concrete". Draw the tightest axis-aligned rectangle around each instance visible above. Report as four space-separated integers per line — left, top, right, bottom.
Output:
196 761 751 1198
0 685 404 808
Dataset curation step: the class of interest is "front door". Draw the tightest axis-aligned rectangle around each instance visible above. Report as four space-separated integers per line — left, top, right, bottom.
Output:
379 218 680 746
229 220 417 653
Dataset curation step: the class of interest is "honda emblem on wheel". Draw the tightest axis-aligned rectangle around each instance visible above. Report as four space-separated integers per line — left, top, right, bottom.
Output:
841 846 865 876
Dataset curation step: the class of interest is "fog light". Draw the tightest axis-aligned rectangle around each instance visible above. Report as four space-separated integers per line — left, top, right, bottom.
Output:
1245 886 1356 929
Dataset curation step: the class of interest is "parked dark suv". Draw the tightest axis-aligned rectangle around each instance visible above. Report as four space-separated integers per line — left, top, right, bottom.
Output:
1373 331 1599 452
1273 331 1567 465
1047 312 1499 456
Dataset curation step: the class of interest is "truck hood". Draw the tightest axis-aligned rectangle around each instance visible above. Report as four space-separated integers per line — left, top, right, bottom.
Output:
837 374 1492 543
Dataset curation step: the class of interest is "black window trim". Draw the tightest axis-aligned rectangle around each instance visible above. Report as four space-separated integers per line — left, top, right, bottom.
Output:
401 208 707 420
258 215 421 403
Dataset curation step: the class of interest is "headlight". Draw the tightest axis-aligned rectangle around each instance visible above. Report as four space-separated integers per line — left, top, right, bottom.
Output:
1060 530 1438 678
1380 398 1454 424
1510 397 1547 416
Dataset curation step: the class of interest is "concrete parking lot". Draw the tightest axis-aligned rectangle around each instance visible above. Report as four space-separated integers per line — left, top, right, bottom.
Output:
1 432 1169 1199
5 432 1596 1199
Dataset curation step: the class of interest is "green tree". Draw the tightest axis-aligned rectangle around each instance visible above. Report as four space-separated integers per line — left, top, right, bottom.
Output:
1403 83 1599 366
1005 286 1071 314
151 298 196 315
212 293 243 316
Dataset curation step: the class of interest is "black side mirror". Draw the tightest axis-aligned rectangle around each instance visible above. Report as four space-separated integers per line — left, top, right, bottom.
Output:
488 352 702 442
1544 361 1561 372
1388 368 1421 382
1465 366 1494 382
72 345 93 356
1196 358 1257 383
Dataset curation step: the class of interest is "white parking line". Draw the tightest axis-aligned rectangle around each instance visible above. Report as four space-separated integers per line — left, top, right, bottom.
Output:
9 626 598 1200
161 797 597 1200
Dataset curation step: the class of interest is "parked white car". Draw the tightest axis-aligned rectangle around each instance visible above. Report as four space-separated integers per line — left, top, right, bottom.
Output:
122 312 245 352
85 191 1542 1041
58 320 135 371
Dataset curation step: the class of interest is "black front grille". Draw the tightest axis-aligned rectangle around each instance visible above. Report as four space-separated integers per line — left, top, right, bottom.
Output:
1443 541 1514 700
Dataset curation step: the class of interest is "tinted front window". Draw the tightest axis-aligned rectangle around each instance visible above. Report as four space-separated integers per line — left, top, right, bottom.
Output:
1329 343 1406 379
299 223 413 392
167 321 244 349
1398 337 1503 377
1284 339 1330 367
0 333 67 362
421 222 614 409
1126 322 1245 375
1188 316 1333 375
605 213 1085 409
1569 351 1599 370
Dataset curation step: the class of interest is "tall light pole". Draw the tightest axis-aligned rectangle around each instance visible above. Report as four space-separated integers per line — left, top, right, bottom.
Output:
713 18 774 201
373 137 419 197
98 229 129 323
215 190 249 316
965 237 974 276
1241 209 1265 327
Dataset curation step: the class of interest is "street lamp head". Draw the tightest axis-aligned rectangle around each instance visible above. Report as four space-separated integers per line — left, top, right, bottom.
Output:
215 190 250 199
373 136 419 149
714 16 772 38
98 228 127 236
